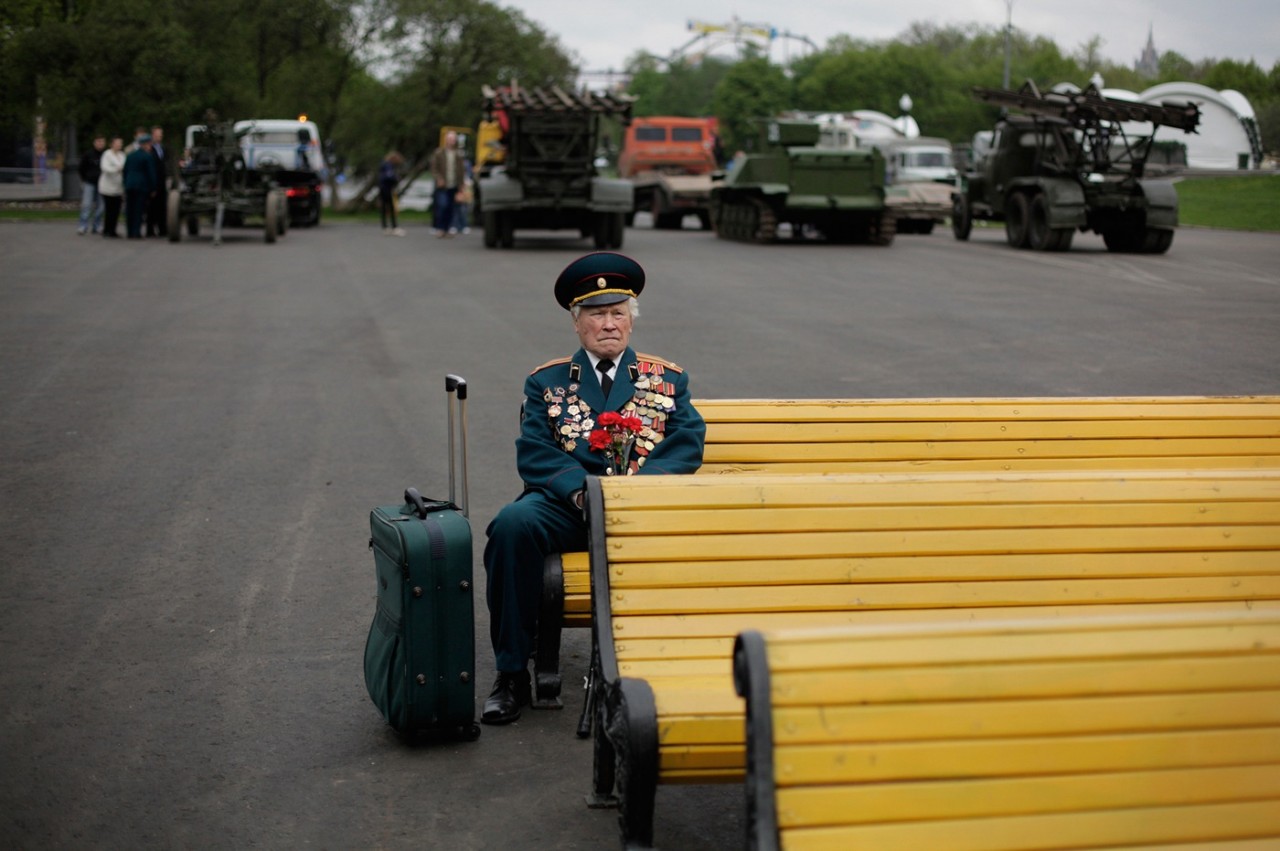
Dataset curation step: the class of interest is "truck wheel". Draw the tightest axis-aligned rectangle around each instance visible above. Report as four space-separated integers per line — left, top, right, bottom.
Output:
608 212 624 249
498 212 514 249
654 212 682 230
167 189 182 242
1005 192 1030 248
482 212 498 248
1027 193 1054 251
697 211 712 231
1142 228 1174 254
625 212 636 227
264 192 278 244
951 194 972 241
593 214 610 248
187 215 199 237
1103 228 1141 252
275 192 289 237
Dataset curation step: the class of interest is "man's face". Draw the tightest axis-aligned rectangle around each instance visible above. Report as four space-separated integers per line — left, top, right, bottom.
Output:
93 137 105 150
446 131 457 148
573 301 632 360
152 128 163 143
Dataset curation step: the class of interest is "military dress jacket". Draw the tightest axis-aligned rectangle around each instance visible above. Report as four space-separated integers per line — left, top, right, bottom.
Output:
516 346 706 503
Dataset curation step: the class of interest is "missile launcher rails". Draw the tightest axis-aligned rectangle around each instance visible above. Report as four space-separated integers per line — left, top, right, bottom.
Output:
709 119 894 245
952 81 1201 253
477 84 635 249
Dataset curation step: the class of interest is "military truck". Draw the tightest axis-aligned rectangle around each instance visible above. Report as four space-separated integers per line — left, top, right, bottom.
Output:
619 116 718 230
710 119 894 245
477 84 634 249
952 81 1201 252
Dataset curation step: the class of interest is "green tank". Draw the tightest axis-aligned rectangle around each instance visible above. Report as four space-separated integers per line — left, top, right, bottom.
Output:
709 119 894 245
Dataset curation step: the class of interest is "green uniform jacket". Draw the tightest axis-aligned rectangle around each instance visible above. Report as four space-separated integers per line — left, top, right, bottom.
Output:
517 346 706 502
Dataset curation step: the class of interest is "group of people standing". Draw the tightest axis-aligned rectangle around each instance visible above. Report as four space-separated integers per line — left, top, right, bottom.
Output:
376 130 473 237
77 126 172 239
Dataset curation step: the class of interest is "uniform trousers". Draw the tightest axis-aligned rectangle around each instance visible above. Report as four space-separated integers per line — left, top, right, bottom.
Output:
483 488 586 673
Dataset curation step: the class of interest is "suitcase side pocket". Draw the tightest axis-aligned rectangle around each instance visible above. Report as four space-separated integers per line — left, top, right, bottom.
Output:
364 598 408 730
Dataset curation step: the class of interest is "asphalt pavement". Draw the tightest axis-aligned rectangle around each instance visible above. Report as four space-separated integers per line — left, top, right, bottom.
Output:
2 216 1278 850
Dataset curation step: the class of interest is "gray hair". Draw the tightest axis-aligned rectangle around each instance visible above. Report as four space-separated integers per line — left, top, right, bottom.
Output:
571 297 639 321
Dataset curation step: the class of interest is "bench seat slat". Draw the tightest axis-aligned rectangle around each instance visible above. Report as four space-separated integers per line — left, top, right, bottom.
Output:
611 600 1280 639
605 501 1280 535
778 800 1280 851
695 397 1280 422
771 690 1280 744
768 654 1280 705
761 618 1280 670
705 419 1280 441
774 764 1280 828
606 528 1280 563
610 575 1280 615
596 470 1280 508
702 436 1280 463
700 455 1280 473
774 728 1280 784
606 551 1280 587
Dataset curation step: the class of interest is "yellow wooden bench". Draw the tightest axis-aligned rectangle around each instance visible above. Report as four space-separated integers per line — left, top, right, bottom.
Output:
580 468 1280 847
733 611 1280 850
534 395 1280 709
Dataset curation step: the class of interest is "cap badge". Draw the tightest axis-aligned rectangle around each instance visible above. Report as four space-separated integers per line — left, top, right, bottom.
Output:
596 277 606 288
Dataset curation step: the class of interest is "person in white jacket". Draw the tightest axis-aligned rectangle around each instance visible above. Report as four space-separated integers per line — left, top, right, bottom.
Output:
97 136 126 238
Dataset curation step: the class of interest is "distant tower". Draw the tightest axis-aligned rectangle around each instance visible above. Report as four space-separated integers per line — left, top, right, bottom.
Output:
1136 24 1159 77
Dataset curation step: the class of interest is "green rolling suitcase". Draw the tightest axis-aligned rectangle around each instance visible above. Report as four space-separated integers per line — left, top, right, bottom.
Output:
364 375 480 740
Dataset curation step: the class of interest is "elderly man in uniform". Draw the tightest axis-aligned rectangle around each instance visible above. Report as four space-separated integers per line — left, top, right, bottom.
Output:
482 252 706 724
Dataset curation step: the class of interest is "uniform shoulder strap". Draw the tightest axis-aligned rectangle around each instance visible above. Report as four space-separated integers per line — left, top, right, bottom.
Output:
635 352 684 374
530 356 572 375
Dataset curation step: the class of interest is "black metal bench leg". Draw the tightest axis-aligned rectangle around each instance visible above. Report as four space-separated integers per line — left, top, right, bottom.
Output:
533 553 564 709
576 632 599 738
613 678 659 849
586 678 619 809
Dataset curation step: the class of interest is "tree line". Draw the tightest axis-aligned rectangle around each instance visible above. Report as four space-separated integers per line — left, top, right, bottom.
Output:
4 1 1276 191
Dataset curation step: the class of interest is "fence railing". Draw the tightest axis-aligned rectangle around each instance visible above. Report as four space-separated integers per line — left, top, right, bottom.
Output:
0 168 64 200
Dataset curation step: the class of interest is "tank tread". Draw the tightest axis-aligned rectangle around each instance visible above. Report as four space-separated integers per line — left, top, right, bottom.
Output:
872 209 897 246
713 194 777 244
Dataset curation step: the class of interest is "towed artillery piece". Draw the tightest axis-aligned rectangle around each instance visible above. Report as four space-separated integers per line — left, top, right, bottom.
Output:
710 119 895 245
953 81 1201 252
168 120 288 246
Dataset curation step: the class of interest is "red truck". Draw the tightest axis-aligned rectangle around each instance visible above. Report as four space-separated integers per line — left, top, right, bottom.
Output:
618 116 718 230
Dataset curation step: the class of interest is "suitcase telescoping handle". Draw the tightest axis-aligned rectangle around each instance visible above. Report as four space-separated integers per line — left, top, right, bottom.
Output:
445 374 469 517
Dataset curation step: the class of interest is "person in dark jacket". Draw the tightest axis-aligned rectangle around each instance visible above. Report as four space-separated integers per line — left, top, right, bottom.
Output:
377 151 405 236
123 134 156 239
146 126 169 237
480 252 706 724
77 135 106 235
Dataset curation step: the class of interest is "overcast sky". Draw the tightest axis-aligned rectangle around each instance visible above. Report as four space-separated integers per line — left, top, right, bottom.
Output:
504 0 1280 77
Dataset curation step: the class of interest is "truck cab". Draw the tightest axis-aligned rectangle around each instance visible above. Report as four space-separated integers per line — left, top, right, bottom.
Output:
233 118 326 226
619 116 719 230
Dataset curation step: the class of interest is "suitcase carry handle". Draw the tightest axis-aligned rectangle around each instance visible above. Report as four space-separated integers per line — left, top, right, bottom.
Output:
445 374 469 517
402 487 457 519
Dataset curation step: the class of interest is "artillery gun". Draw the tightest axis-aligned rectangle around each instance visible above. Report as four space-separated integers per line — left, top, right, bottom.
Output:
477 84 634 249
952 81 1201 252
709 119 894 245
168 117 287 246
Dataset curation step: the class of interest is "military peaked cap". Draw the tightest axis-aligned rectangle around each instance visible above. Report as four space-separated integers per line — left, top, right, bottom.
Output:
554 252 645 310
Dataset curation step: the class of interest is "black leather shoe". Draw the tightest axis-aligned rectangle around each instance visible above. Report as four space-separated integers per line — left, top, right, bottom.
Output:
481 670 532 725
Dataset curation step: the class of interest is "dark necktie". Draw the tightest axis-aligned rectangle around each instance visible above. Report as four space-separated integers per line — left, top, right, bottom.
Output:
597 359 614 398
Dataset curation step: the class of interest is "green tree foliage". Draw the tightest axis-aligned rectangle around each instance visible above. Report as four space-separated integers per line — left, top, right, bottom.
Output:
625 54 731 117
709 55 790 152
